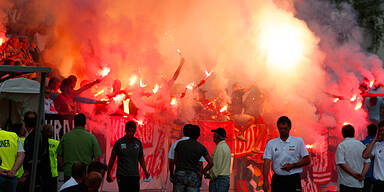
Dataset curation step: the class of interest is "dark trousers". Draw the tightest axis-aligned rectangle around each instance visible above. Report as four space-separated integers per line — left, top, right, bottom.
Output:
0 175 17 192
363 178 374 192
117 176 140 192
340 184 362 192
373 180 384 192
271 173 301 192
24 175 56 192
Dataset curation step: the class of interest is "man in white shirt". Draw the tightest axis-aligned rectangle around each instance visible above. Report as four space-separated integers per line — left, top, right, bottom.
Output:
59 162 87 192
262 116 310 192
168 124 206 191
363 121 384 192
336 125 370 192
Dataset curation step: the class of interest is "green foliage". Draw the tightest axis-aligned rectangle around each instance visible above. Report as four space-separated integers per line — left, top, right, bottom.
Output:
332 0 384 52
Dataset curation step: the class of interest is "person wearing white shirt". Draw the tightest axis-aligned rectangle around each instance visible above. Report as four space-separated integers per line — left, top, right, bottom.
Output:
168 124 206 191
363 121 384 192
59 162 86 192
262 116 310 192
336 125 370 191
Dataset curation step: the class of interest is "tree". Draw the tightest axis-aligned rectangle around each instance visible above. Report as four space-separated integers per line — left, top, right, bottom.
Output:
332 0 384 53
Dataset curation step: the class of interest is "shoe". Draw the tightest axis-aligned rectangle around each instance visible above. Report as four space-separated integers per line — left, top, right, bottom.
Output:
236 135 248 141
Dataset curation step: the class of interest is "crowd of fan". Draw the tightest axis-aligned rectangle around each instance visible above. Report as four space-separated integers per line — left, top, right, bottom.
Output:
0 36 40 67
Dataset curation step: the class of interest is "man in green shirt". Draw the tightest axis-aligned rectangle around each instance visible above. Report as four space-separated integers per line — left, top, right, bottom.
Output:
209 128 231 192
57 113 102 181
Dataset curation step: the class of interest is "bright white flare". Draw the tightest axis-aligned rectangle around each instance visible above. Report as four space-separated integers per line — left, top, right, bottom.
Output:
259 22 305 71
219 105 228 113
98 67 111 77
129 75 138 86
153 84 160 94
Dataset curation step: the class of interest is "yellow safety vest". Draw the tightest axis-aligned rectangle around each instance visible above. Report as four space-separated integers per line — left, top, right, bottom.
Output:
15 137 25 178
48 138 59 177
0 130 19 171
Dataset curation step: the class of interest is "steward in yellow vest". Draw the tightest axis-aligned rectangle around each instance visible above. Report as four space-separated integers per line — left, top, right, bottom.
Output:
48 138 59 177
0 129 25 191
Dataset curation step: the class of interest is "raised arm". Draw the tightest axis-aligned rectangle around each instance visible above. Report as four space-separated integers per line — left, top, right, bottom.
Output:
74 79 101 95
361 162 371 177
168 57 185 87
363 133 378 159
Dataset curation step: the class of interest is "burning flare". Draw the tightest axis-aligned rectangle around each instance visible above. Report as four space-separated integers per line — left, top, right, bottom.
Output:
305 144 313 149
113 94 126 102
129 75 138 86
354 102 362 111
135 119 144 126
170 97 177 106
152 84 160 94
139 80 147 88
94 89 105 97
205 71 212 78
186 82 196 90
123 99 130 114
333 98 339 103
369 80 375 88
350 95 357 102
98 67 111 77
219 105 228 113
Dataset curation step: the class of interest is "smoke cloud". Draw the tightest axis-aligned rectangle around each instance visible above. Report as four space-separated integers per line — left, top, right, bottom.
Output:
1 0 382 149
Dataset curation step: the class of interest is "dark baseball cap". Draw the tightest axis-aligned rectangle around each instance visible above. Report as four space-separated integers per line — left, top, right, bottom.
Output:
212 128 227 138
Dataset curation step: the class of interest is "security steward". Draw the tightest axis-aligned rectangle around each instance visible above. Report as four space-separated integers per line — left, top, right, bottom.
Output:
0 128 25 192
262 116 311 192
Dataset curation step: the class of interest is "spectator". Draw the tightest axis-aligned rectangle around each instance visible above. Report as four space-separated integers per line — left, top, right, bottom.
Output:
19 37 33 66
172 125 213 192
54 78 77 114
168 124 206 191
3 37 23 63
55 77 103 115
363 121 384 192
230 82 255 141
23 112 52 192
45 88 58 114
209 128 231 192
3 59 14 66
87 161 107 190
0 127 25 192
263 116 310 192
47 77 61 100
364 97 383 125
29 42 40 63
61 171 102 192
87 161 107 177
362 124 377 192
44 124 60 191
59 162 87 192
336 125 370 192
106 121 150 192
57 113 102 181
